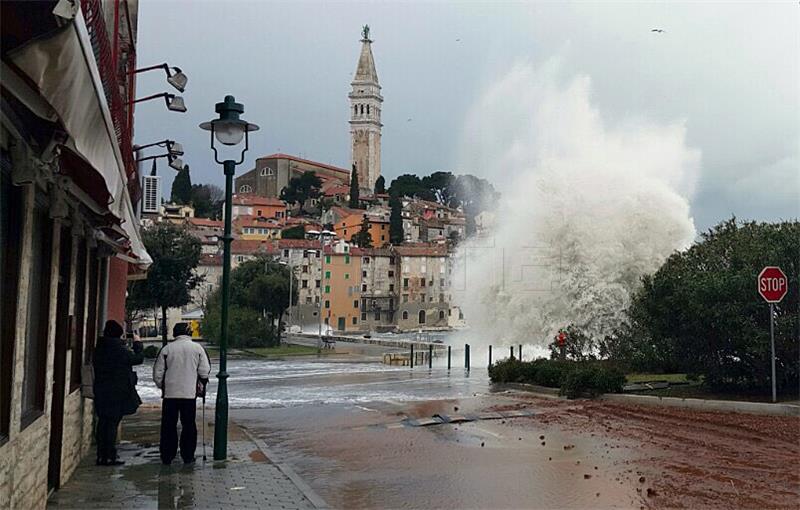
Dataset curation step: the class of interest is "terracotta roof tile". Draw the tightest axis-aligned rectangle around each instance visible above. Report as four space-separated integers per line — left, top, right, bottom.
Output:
232 194 286 207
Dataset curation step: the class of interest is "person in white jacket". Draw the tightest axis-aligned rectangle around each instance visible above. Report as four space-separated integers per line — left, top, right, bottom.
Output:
153 323 211 465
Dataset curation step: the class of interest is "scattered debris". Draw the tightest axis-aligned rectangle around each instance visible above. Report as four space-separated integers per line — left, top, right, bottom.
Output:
564 444 575 450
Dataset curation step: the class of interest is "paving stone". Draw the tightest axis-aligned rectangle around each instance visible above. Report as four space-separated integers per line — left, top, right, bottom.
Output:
47 412 318 510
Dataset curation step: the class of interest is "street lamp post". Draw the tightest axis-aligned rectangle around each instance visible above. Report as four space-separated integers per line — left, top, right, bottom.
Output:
199 95 259 461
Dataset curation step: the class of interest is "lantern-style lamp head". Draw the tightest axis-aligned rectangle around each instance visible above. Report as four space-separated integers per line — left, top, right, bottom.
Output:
199 95 259 147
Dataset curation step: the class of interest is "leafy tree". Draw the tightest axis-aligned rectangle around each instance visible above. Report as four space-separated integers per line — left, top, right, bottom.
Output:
374 175 386 195
388 174 435 201
352 215 373 248
281 225 306 239
348 165 360 209
451 174 500 236
170 165 192 205
619 218 799 394
201 292 270 348
202 257 298 347
421 171 456 206
127 223 202 345
190 183 224 219
280 171 322 214
548 325 596 362
389 196 404 244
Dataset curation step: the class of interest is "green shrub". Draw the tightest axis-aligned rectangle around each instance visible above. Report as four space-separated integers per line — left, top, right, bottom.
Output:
143 345 159 359
489 357 625 398
488 358 524 383
560 364 626 398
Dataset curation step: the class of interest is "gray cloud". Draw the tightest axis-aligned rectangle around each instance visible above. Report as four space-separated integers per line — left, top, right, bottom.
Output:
134 0 798 231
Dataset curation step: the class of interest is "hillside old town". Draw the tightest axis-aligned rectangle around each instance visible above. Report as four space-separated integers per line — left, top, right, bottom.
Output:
135 25 487 339
2 2 797 510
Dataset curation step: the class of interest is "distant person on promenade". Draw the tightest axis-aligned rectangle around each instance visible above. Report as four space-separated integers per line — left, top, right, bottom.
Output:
153 322 211 465
93 320 144 466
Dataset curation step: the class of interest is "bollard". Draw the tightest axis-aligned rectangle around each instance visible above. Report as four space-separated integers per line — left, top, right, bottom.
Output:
519 344 523 361
428 344 433 369
488 345 493 367
447 345 451 370
510 346 514 359
465 344 471 370
410 344 414 368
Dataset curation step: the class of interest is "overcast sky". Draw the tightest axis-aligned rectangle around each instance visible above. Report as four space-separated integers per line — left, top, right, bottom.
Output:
134 1 799 232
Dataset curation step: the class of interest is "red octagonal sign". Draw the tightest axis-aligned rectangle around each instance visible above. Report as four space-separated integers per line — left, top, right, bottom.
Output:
758 266 788 303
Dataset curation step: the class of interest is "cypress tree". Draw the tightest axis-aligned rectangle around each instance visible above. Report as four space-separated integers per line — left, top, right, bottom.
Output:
389 196 404 245
374 175 386 195
349 164 360 208
170 164 192 204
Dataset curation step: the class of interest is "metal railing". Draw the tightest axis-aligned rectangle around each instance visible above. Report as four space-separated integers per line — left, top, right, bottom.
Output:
80 0 140 201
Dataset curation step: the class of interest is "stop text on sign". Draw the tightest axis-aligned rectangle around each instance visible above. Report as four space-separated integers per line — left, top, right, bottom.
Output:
760 278 785 293
757 266 788 303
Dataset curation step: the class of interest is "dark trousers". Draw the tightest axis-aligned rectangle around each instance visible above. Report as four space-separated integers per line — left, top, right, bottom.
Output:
160 398 197 463
96 413 122 461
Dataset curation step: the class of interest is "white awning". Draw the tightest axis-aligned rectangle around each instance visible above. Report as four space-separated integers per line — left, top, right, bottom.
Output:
9 10 151 267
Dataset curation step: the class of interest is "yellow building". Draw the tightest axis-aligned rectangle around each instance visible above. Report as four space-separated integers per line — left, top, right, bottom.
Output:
322 244 363 332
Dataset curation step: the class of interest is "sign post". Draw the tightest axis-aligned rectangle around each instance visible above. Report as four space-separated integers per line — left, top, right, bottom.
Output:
757 266 788 403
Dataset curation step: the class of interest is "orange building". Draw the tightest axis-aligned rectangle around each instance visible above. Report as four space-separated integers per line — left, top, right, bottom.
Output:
230 193 287 220
334 212 390 248
322 244 363 332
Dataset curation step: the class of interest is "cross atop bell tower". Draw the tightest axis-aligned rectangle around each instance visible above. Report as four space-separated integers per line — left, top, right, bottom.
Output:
349 25 382 192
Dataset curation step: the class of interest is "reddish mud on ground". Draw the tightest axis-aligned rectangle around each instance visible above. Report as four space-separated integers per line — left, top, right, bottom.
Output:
493 396 800 509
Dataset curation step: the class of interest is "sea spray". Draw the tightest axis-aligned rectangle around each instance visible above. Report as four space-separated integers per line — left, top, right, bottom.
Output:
452 59 700 349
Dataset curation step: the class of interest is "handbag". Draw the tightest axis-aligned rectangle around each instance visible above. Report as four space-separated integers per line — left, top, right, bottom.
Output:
81 364 94 399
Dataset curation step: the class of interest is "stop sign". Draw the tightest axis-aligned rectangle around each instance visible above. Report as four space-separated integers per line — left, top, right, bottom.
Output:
758 266 788 303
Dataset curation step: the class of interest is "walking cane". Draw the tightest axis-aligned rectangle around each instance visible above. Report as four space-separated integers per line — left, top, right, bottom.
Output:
202 393 207 462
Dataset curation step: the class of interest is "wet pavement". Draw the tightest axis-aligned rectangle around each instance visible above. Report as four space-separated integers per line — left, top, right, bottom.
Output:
126 351 799 509
47 409 321 510
131 356 643 508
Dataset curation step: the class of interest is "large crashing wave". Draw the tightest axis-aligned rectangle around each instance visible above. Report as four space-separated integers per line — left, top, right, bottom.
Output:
452 59 700 348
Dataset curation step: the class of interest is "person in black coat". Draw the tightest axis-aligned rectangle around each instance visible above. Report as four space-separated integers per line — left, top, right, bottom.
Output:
93 320 144 465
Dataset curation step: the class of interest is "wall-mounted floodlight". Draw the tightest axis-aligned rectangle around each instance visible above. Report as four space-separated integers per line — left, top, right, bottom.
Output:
131 92 187 113
166 140 184 156
134 139 184 156
134 63 188 92
168 156 185 171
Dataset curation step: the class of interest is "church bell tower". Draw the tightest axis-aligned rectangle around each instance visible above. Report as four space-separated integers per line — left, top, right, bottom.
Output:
349 25 382 192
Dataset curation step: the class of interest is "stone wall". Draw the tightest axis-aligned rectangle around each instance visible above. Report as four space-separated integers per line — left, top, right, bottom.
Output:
0 417 50 510
59 388 94 485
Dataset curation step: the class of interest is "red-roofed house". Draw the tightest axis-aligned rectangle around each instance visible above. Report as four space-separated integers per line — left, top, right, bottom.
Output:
230 193 287 220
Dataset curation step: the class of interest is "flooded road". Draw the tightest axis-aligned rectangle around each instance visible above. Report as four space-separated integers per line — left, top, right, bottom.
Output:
136 354 798 509
136 357 642 508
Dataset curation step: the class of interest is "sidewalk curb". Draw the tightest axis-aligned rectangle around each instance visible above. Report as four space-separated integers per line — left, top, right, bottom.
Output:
240 427 330 510
600 393 800 416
